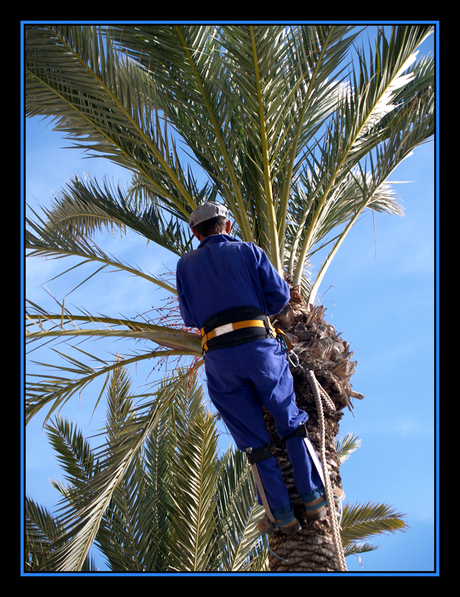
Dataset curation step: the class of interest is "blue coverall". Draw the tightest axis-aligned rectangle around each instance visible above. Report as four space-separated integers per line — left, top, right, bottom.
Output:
176 234 323 521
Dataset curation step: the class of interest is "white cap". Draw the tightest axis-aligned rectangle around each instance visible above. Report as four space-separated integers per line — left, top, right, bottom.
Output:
189 202 228 229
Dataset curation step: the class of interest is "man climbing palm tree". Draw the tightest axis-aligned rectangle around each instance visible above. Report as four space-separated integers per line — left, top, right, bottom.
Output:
177 201 329 534
25 23 434 571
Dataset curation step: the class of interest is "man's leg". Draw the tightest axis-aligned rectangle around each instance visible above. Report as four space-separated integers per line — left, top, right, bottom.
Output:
286 436 324 497
246 339 325 500
205 349 293 514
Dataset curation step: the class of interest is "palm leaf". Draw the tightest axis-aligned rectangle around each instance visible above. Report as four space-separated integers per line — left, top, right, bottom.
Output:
26 342 201 426
26 206 178 295
341 501 408 557
96 366 150 571
26 363 270 572
39 174 196 257
212 446 267 571
25 497 63 571
140 402 179 571
26 25 197 217
26 301 202 352
335 432 362 463
291 27 434 291
39 367 198 571
109 25 255 243
45 416 99 487
25 496 97 572
109 25 359 267
166 403 219 571
25 293 202 424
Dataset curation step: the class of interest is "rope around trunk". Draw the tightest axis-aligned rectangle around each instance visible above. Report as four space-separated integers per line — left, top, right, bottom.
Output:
306 369 347 572
288 351 347 572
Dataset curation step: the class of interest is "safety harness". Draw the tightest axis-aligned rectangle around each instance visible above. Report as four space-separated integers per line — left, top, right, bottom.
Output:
200 305 292 354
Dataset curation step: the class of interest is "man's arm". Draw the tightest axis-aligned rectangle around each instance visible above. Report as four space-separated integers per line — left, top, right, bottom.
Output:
256 247 290 315
176 268 197 329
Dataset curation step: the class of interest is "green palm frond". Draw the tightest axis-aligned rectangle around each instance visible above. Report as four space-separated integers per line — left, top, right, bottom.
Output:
97 366 150 571
39 174 196 257
140 403 178 571
26 25 196 218
108 25 360 265
335 432 362 463
166 408 219 571
25 497 62 571
25 496 97 572
212 446 267 571
38 365 146 571
26 337 201 426
107 24 255 244
26 300 202 352
341 501 408 557
25 293 202 424
26 362 271 572
46 416 99 487
290 27 434 291
37 366 199 571
26 206 178 296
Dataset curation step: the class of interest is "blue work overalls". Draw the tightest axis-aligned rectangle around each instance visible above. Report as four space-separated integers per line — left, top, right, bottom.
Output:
176 234 323 519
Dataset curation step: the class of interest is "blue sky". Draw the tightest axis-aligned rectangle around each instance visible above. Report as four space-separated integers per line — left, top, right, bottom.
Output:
23 26 438 575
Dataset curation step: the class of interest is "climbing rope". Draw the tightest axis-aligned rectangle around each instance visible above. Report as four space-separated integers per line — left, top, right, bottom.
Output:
287 351 348 572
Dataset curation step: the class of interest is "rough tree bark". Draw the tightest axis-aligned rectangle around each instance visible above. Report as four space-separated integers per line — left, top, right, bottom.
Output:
264 285 364 572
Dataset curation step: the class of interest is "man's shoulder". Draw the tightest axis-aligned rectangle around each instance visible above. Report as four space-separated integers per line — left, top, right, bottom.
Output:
177 248 199 270
178 236 260 263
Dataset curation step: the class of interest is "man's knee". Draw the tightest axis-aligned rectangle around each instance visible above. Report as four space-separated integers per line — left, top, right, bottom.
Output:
284 423 308 442
245 444 272 464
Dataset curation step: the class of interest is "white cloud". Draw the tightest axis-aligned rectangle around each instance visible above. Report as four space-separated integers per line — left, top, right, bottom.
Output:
391 417 434 439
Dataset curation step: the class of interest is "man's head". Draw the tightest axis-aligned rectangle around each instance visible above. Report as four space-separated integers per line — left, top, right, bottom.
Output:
189 202 231 240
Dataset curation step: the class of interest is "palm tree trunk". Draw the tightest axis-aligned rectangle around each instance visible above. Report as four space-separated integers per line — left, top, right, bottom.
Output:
264 287 362 572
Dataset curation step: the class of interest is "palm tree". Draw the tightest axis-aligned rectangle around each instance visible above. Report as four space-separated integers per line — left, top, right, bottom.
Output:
25 366 406 572
25 24 434 571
